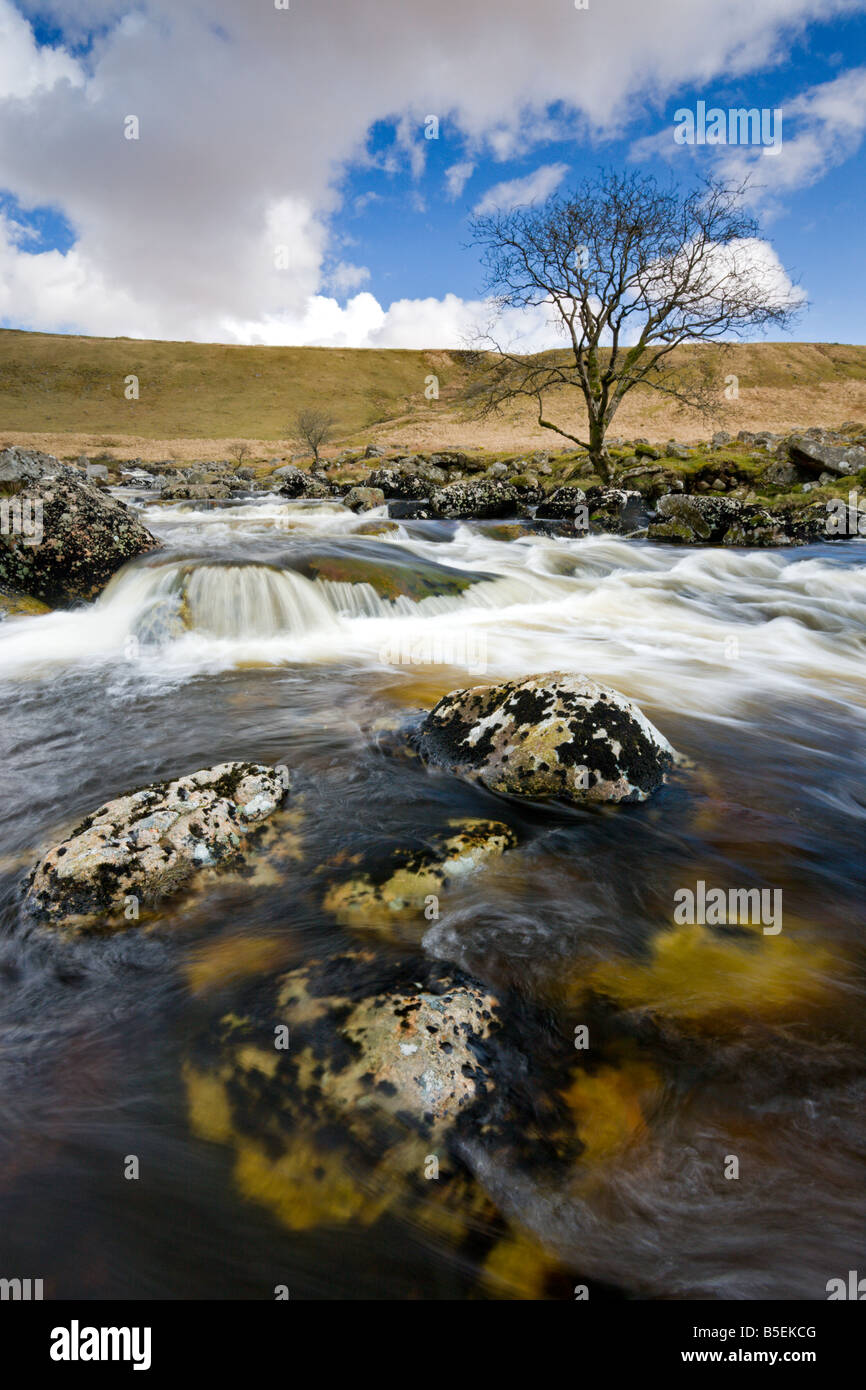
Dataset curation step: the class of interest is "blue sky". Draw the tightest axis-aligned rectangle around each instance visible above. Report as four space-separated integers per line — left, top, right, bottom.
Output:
1 0 865 346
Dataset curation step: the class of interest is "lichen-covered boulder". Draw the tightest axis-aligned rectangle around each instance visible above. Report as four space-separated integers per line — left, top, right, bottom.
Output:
23 762 288 931
584 486 648 534
277 471 330 499
158 479 233 501
342 486 385 513
535 486 586 520
429 480 521 519
721 509 791 547
321 817 517 933
184 951 503 1230
413 673 676 804
787 435 866 477
366 468 430 499
0 448 158 605
649 492 742 543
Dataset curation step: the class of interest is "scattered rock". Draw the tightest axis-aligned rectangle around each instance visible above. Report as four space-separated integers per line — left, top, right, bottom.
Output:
412 672 676 805
277 472 330 499
535 486 587 521
366 468 430 499
758 457 809 489
343 486 385 513
787 436 866 477
23 762 288 931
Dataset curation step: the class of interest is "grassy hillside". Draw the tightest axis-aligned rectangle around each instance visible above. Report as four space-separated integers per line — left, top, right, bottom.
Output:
1 329 865 460
0 329 471 439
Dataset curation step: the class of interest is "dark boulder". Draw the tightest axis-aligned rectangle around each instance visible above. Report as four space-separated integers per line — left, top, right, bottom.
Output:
0 448 158 606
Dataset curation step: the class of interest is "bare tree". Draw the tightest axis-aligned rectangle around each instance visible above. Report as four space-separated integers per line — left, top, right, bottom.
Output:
293 409 334 465
468 171 802 480
227 441 250 466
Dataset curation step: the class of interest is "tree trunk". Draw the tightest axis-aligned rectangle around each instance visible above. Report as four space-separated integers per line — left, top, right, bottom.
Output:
588 417 612 484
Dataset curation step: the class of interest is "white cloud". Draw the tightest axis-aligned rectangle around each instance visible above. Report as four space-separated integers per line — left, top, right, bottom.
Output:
326 261 371 295
445 160 475 199
631 66 866 207
0 0 859 344
720 66 866 197
472 163 569 215
0 1 81 98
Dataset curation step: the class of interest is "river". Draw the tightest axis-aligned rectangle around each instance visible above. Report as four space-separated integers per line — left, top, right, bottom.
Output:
1 492 864 1299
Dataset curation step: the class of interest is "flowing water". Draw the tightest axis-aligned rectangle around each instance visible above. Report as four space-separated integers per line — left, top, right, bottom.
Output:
1 492 864 1299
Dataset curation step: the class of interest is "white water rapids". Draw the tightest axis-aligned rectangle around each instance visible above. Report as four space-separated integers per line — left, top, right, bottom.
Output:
2 496 865 727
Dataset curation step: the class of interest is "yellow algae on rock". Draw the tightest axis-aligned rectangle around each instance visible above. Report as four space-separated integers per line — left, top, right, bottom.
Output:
587 921 841 1030
321 817 517 934
481 1228 572 1300
184 934 295 994
561 1060 661 1165
232 1135 389 1231
183 1064 234 1146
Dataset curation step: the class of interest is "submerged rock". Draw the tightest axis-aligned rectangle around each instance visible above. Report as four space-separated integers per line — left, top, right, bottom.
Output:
23 762 288 931
285 541 492 601
0 585 51 619
321 817 518 934
184 950 503 1230
413 672 676 804
0 447 158 606
353 519 400 537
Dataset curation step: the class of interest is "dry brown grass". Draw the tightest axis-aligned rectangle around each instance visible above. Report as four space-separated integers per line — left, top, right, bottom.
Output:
1 331 865 461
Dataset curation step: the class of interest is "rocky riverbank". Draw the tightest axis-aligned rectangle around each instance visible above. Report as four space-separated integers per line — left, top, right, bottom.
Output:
41 421 866 548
